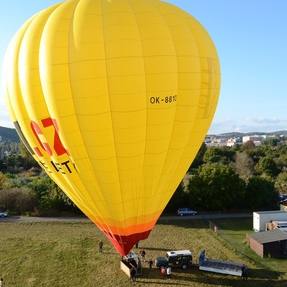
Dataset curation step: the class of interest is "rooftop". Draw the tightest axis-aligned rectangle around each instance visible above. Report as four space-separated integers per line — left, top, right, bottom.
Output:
254 210 287 215
167 250 192 257
249 229 287 244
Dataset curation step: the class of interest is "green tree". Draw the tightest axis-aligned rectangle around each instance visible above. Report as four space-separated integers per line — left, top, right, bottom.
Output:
165 183 189 213
203 147 235 164
0 172 7 189
203 148 222 163
275 172 287 194
255 157 280 177
29 175 74 211
264 138 279 147
276 154 287 171
189 143 207 170
247 146 266 164
187 163 245 211
0 188 36 213
19 142 38 169
245 176 278 210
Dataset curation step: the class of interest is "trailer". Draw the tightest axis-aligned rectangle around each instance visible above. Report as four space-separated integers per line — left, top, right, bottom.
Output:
253 211 287 232
198 250 247 277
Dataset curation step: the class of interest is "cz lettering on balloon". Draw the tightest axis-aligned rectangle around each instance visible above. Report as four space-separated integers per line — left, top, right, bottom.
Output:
14 118 77 175
30 118 77 174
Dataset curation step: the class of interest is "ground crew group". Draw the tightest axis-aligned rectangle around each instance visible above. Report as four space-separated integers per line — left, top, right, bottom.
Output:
98 240 172 282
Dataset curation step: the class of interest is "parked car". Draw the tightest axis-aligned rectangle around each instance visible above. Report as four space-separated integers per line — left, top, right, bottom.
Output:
155 250 193 270
0 211 8 218
177 208 197 216
279 194 287 203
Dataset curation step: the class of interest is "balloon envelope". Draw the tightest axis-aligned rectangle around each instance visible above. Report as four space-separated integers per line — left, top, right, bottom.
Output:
3 0 220 255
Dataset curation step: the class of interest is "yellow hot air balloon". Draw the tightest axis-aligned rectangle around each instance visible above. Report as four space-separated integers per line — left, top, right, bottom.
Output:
3 0 220 255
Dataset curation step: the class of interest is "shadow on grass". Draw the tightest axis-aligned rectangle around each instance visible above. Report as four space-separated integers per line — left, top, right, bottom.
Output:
140 247 171 252
137 267 285 287
139 280 191 286
248 268 283 280
138 268 191 286
102 251 118 255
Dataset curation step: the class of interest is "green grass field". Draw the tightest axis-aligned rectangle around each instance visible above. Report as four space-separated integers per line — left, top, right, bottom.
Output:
0 219 286 287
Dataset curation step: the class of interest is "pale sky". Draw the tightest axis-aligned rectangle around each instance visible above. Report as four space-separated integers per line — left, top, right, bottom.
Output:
1 0 287 134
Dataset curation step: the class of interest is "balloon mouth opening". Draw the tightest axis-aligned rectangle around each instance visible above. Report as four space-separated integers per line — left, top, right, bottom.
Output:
105 230 151 256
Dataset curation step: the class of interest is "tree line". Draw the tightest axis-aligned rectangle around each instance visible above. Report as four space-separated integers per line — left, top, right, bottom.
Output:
0 142 77 215
166 138 287 213
0 138 286 215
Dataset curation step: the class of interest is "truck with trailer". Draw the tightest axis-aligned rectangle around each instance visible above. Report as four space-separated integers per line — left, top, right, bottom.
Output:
121 249 248 279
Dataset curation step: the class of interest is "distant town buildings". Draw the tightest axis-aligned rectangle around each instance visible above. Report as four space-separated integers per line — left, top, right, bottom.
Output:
205 136 227 147
226 137 242 147
205 133 285 147
242 135 267 146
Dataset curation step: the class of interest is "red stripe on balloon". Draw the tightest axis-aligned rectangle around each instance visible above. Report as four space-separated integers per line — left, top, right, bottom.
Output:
104 230 151 256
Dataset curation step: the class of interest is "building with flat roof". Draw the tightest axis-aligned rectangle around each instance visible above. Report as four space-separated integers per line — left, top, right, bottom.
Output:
248 229 287 258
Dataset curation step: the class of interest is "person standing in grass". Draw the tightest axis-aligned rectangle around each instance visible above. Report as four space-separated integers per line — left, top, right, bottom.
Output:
242 266 248 280
0 278 4 287
139 249 146 261
160 266 166 276
99 240 103 253
166 266 172 278
130 267 136 282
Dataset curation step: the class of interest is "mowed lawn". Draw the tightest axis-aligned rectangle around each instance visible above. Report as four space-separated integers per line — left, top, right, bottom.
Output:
0 219 286 287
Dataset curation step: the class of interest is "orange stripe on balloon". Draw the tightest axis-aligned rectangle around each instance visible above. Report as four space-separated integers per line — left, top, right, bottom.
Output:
95 218 157 236
89 211 161 236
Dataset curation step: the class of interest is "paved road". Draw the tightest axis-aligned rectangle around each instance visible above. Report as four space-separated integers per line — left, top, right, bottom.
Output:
0 216 90 223
159 213 252 222
0 213 252 223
